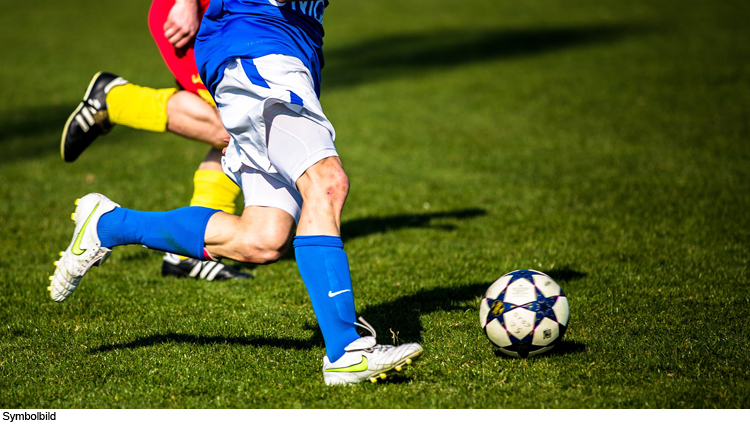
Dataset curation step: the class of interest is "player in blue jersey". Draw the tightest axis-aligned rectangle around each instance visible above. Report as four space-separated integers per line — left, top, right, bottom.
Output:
62 0 251 282
49 0 423 385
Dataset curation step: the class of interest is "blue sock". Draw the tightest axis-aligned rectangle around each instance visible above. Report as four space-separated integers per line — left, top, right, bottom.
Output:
97 206 219 260
294 235 360 362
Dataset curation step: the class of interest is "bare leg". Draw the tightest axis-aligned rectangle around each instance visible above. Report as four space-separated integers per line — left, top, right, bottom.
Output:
200 156 349 263
197 147 223 172
166 90 229 148
295 156 349 237
204 206 296 264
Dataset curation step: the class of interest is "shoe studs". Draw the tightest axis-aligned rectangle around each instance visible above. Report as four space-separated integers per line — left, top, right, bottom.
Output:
71 199 80 221
369 373 387 383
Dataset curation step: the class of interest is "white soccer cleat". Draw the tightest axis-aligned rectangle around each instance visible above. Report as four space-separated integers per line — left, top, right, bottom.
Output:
48 193 119 302
322 318 423 386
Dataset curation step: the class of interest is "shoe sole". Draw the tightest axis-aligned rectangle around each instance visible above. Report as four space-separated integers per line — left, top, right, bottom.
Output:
367 348 424 384
60 71 106 162
49 247 111 302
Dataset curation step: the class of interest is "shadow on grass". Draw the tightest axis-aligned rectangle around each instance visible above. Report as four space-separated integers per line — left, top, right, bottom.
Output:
341 208 486 241
0 104 71 165
548 339 586 356
357 282 492 343
491 339 586 360
89 332 316 354
324 25 636 90
88 282 488 354
545 267 587 283
89 276 586 362
357 268 587 344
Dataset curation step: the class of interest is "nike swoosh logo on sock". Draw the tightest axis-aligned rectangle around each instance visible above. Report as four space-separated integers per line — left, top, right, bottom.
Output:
328 289 351 297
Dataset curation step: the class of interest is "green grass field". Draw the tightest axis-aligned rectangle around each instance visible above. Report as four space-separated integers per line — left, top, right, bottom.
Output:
1 0 748 410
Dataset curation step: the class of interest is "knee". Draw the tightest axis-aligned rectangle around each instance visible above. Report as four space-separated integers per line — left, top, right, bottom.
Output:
321 170 350 209
301 159 350 209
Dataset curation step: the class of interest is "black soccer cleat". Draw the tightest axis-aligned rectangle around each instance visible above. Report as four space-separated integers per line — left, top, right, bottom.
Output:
61 72 128 162
161 253 253 281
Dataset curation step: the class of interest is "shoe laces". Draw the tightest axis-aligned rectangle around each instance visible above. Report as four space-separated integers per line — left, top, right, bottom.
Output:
354 317 376 338
353 317 395 353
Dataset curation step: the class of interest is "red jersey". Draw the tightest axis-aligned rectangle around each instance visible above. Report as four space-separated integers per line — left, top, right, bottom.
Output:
148 0 213 103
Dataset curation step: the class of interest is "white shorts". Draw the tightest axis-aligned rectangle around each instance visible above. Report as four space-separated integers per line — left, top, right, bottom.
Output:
214 55 338 223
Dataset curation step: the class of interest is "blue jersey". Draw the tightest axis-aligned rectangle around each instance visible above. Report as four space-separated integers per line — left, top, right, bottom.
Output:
195 0 329 97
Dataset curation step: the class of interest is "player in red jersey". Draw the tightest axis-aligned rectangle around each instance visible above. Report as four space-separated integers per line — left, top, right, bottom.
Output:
150 0 214 102
61 0 250 281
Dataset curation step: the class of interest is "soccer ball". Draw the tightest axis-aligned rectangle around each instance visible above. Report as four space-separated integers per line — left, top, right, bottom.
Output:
479 269 569 358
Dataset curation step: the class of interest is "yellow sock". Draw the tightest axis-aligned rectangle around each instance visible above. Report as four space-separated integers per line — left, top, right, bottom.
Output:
190 169 241 215
106 83 177 132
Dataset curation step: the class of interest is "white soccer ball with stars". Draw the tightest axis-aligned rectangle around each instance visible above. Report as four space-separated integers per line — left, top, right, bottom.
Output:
479 269 570 358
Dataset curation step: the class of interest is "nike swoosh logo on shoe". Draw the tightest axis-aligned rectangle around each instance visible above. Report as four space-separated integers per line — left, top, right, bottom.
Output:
326 356 368 373
71 203 100 255
328 289 350 297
